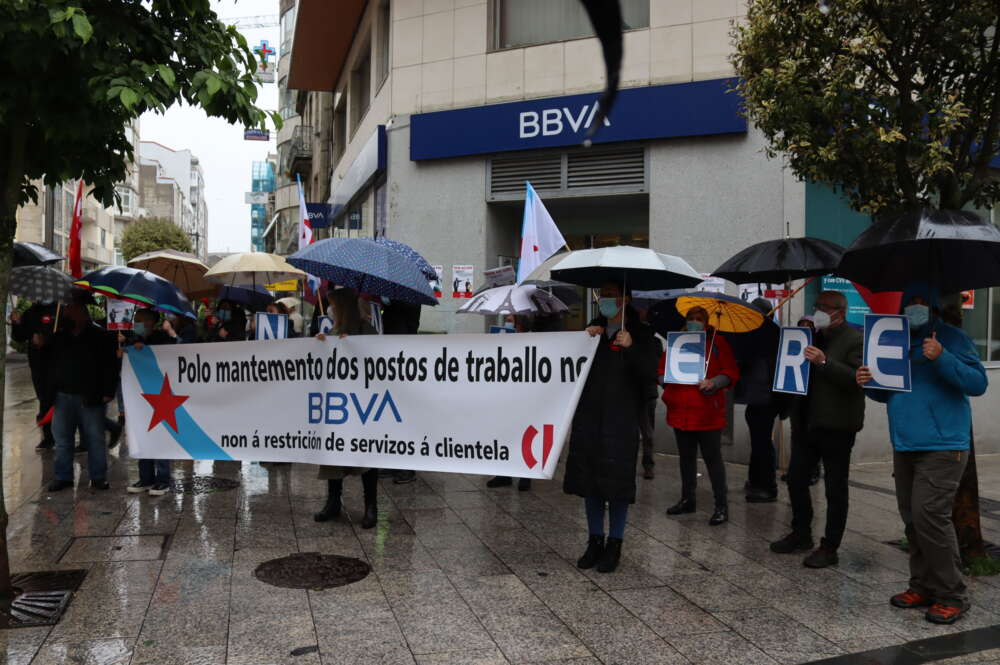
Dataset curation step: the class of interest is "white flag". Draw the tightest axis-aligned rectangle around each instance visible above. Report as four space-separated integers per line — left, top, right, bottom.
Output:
297 174 312 250
516 182 566 283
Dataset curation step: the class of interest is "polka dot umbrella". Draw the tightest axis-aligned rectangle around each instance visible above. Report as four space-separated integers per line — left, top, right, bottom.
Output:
10 266 73 303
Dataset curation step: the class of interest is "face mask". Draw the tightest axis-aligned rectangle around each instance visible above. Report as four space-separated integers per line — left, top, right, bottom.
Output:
812 310 831 330
597 298 619 319
685 320 705 332
904 304 930 328
133 323 147 337
219 310 231 322
326 305 336 319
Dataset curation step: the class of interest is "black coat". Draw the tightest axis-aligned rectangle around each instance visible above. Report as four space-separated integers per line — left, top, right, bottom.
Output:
47 322 120 407
563 312 657 504
11 303 57 369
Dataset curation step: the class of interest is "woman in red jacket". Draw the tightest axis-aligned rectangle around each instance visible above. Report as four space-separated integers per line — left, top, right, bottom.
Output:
660 306 739 526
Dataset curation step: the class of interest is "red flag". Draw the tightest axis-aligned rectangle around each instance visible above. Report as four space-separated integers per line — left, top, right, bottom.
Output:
68 180 84 278
853 282 902 315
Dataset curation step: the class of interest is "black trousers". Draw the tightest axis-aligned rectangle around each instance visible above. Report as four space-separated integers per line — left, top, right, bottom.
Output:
745 405 779 492
29 362 53 444
788 427 856 549
674 428 728 508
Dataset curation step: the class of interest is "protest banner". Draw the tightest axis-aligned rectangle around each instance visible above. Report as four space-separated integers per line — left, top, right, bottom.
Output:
664 332 705 385
106 300 135 331
773 326 812 395
863 314 911 392
121 332 598 479
254 313 288 341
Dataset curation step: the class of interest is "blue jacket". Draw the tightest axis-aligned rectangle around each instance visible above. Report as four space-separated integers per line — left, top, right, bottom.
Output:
867 321 987 452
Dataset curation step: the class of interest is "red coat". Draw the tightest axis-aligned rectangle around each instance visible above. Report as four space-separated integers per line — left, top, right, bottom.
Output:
660 332 739 431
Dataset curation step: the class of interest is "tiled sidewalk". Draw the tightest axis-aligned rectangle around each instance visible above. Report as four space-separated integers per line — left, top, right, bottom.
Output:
2 361 1000 665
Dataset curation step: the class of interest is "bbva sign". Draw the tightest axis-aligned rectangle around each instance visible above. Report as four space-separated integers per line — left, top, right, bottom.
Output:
518 103 611 139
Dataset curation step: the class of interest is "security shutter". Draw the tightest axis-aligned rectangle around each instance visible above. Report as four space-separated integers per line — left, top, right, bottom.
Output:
488 145 645 200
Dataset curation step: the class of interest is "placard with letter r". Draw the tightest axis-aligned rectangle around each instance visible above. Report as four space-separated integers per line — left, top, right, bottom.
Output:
773 327 812 395
664 332 705 385
863 314 911 392
254 313 288 341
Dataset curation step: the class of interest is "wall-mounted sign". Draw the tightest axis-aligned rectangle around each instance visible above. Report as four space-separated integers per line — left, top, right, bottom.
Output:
245 191 269 205
306 203 332 229
244 128 270 141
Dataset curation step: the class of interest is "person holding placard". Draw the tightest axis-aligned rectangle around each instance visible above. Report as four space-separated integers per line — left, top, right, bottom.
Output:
564 282 657 574
856 283 987 625
771 291 864 569
661 306 739 526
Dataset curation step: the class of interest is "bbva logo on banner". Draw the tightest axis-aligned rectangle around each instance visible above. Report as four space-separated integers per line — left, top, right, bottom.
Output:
664 332 706 385
773 327 813 396
254 313 288 341
863 314 911 392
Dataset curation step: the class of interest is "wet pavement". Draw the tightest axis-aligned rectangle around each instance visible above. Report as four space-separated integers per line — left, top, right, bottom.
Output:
2 358 1000 664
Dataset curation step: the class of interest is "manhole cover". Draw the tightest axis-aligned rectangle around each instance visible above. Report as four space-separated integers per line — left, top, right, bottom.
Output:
170 476 240 494
254 552 371 590
0 570 88 628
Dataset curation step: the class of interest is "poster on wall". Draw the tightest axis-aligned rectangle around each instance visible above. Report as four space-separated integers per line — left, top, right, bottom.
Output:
820 276 870 326
452 265 474 298
107 300 136 331
431 265 444 298
961 290 975 310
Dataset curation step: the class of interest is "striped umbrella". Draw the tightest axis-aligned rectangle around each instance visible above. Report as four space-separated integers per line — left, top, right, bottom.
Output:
75 266 196 319
10 266 73 303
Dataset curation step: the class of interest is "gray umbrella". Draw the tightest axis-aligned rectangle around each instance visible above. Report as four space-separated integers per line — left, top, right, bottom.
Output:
10 266 73 303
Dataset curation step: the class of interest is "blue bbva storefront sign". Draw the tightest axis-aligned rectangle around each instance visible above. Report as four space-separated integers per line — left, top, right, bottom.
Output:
410 78 746 161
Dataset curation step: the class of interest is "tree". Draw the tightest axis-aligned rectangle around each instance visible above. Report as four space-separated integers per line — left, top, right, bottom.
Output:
732 0 1000 217
732 0 999 563
121 218 193 262
0 1 277 604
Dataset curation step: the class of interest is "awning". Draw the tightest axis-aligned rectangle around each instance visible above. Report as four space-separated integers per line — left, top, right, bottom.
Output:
287 0 366 92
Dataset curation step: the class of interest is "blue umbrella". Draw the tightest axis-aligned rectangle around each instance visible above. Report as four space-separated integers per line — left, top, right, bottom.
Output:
76 266 196 319
219 284 273 310
375 237 438 281
289 238 438 306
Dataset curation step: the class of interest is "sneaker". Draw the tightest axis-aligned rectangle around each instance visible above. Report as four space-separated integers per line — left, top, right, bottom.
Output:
47 479 73 492
926 603 968 624
148 483 170 497
891 589 933 609
770 532 814 554
803 546 839 568
127 481 152 494
90 480 110 490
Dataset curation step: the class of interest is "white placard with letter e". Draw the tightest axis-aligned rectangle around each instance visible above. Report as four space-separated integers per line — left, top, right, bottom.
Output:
772 327 812 395
664 332 706 385
863 314 911 392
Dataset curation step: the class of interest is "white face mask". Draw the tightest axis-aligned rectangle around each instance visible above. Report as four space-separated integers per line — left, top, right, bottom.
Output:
326 305 336 319
812 310 832 330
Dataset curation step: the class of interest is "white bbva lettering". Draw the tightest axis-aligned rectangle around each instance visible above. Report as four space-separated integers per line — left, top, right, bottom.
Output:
542 109 563 135
520 104 612 140
519 111 540 138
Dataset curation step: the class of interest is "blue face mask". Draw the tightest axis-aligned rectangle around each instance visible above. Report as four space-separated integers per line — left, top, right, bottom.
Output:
133 322 147 337
219 310 231 322
685 320 705 332
904 304 930 329
598 297 619 319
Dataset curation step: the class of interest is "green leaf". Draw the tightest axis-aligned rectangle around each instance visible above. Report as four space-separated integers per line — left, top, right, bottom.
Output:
157 65 175 88
71 13 92 43
49 9 67 23
106 86 123 101
204 74 222 97
119 88 139 108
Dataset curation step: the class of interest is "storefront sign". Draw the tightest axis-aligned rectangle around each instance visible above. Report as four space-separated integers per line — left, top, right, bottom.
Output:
863 314 911 392
663 332 706 385
121 333 598 478
411 79 746 161
773 327 812 395
244 128 270 141
329 125 386 219
306 203 332 229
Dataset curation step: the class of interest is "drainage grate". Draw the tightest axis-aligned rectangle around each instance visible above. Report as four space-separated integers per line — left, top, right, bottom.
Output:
254 552 371 590
171 476 240 494
0 570 87 628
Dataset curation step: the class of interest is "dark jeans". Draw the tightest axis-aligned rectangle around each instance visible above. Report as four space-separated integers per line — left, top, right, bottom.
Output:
894 450 969 606
639 397 656 464
788 427 856 549
138 459 171 485
584 496 629 539
53 393 107 483
745 405 779 492
674 428 728 508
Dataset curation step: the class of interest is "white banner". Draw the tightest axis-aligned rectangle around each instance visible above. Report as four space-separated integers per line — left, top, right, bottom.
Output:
121 333 598 479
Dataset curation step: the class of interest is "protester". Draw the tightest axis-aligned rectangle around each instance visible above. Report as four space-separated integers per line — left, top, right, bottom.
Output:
661 306 739 526
278 297 304 336
124 309 176 496
208 299 246 342
771 290 864 568
783 315 822 487
486 314 533 491
631 302 663 480
563 282 657 573
381 298 422 485
314 287 379 529
46 293 120 491
10 301 58 449
857 283 987 624
162 312 200 344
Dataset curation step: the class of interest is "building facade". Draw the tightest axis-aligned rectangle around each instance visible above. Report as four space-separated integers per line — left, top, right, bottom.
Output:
287 0 1000 460
138 141 209 260
250 156 278 251
15 181 118 270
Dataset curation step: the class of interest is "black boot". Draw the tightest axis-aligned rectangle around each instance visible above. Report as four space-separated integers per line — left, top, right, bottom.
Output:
597 538 622 573
666 498 696 515
313 479 342 522
361 469 378 529
708 505 728 526
576 535 605 569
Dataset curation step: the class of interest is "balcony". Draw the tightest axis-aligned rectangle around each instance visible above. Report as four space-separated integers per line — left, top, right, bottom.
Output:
288 125 313 176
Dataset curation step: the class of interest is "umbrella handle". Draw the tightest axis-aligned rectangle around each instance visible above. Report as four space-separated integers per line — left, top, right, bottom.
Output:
766 276 817 318
53 302 61 332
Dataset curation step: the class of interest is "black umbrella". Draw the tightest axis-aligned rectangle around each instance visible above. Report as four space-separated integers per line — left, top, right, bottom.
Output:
713 237 845 285
13 242 63 268
837 208 1000 294
10 266 73 303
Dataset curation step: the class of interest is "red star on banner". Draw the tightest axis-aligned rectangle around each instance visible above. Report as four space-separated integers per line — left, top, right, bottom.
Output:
142 375 189 433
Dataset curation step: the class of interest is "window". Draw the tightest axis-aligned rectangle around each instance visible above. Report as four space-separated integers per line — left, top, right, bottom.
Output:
115 186 136 216
101 229 107 247
350 44 371 135
280 5 296 56
495 0 649 50
333 98 347 164
279 78 297 119
376 1 391 90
